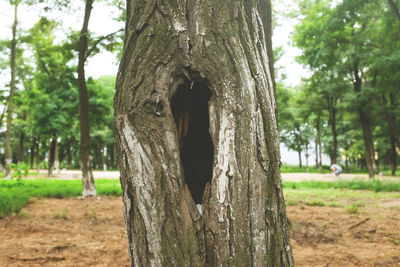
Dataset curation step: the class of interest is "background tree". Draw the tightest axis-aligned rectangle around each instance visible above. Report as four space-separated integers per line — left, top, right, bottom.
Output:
4 0 21 179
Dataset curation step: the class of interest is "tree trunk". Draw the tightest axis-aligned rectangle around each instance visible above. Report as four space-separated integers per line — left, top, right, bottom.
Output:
327 96 337 165
18 132 24 164
78 0 96 196
353 62 377 178
66 141 72 170
5 2 19 179
390 137 397 176
48 138 56 177
55 139 60 174
114 0 293 266
36 138 40 171
30 138 35 169
305 143 309 172
315 137 318 167
297 150 302 169
388 0 400 21
381 93 400 151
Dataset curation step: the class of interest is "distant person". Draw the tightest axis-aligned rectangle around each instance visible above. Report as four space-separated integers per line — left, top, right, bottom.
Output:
330 164 342 176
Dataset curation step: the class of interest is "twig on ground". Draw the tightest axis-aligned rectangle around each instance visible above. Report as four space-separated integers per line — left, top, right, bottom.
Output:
8 256 66 263
348 218 370 230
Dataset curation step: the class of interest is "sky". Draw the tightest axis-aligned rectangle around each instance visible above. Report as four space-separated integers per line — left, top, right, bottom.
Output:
0 1 325 166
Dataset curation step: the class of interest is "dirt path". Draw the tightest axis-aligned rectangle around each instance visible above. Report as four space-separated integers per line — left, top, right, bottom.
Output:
38 170 400 182
1 196 399 266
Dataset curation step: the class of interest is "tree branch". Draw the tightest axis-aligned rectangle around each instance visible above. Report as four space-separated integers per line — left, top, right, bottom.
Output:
84 28 123 61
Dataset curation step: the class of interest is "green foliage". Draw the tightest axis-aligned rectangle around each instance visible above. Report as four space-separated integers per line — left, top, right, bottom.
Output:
11 163 29 179
0 179 122 218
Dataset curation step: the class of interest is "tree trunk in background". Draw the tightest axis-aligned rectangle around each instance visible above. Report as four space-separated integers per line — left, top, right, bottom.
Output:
390 137 397 176
315 115 323 172
353 62 377 178
109 145 115 169
388 0 400 21
5 2 19 179
382 93 400 151
48 138 56 177
115 1 293 266
315 138 319 167
30 138 35 169
100 141 106 171
18 132 24 164
327 96 337 165
66 141 72 170
55 139 60 174
35 138 40 171
298 150 302 169
78 0 96 196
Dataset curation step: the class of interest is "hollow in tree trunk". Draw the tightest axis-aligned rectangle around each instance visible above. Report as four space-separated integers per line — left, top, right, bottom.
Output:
78 0 96 196
114 0 293 266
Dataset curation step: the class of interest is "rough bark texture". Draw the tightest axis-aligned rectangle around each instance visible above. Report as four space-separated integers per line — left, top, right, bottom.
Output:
353 63 377 178
115 0 293 266
78 0 96 196
5 2 18 179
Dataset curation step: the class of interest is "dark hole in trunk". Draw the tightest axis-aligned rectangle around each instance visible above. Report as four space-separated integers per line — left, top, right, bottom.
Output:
171 76 214 204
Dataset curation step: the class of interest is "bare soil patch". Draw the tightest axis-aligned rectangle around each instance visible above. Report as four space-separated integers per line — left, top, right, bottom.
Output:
0 197 129 267
0 196 399 266
288 203 400 266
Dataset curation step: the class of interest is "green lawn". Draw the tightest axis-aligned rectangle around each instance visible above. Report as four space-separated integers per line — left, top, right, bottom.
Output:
0 179 122 218
1 177 400 218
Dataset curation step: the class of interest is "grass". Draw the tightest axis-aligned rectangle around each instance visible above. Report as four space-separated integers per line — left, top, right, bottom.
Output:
281 164 397 175
0 179 122 218
283 179 400 192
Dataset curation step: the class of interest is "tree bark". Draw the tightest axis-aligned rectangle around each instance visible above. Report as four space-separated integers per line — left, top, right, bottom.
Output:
36 138 40 171
388 0 400 21
327 96 337 165
5 2 19 179
18 132 24 164
55 139 60 174
66 140 72 170
48 138 56 177
381 93 400 151
390 137 397 176
115 1 293 266
353 62 377 178
298 149 303 169
30 138 35 169
78 0 96 196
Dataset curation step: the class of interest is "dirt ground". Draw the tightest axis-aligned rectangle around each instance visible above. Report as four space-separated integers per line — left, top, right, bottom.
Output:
1 196 399 266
